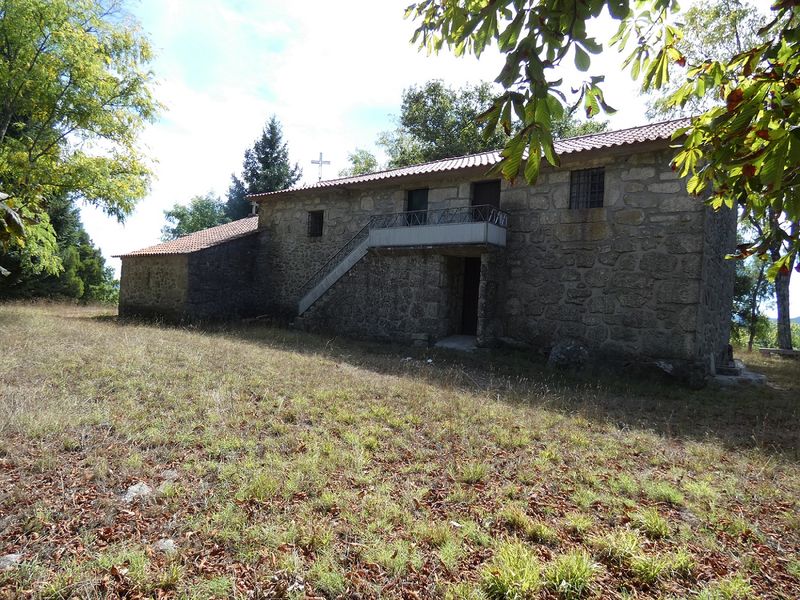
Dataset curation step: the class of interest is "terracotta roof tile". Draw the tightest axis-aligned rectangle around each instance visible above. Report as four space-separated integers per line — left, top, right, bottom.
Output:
115 216 259 257
250 118 690 200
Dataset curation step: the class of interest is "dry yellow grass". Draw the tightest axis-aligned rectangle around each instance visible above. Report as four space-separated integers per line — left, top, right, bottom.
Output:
0 302 798 599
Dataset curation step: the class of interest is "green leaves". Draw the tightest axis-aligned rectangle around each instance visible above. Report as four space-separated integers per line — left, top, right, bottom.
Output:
575 45 591 72
161 194 230 241
380 81 510 168
407 1 624 183
0 0 159 261
0 200 24 239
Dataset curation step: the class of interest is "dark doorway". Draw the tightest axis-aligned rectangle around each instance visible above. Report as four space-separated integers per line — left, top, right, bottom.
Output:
461 257 481 335
406 188 428 225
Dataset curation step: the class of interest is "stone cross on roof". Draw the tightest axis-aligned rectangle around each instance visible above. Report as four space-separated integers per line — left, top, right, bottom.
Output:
311 152 330 181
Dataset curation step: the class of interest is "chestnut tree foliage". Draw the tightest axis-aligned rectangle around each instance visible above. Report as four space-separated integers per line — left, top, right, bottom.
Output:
0 0 158 276
406 0 800 275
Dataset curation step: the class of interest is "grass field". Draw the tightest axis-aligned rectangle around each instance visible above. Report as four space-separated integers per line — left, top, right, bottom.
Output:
1 302 798 599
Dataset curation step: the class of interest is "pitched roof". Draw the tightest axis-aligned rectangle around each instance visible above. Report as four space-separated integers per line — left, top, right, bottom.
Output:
115 216 259 257
250 117 690 200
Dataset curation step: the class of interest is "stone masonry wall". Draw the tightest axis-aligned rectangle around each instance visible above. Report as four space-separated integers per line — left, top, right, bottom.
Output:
696 206 737 370
498 146 733 366
186 232 268 320
257 142 736 370
119 255 188 319
297 250 452 345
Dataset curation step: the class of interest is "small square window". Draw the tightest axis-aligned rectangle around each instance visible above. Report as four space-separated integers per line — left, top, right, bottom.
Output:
569 167 605 209
307 210 324 237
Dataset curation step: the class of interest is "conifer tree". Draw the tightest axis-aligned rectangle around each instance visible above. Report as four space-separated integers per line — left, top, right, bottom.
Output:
226 116 302 219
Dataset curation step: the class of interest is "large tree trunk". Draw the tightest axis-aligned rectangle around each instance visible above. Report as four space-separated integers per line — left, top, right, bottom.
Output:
747 262 766 352
770 221 797 351
774 269 793 350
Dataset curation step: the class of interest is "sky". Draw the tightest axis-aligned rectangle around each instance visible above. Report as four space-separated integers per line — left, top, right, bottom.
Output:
81 0 798 317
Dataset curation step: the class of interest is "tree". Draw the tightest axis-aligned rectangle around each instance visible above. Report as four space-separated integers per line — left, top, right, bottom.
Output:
225 116 301 219
162 194 230 241
641 1 797 349
374 83 604 170
225 175 249 221
731 257 775 351
0 194 119 302
339 149 380 177
378 80 510 168
646 0 767 119
406 0 800 274
551 113 608 139
0 0 158 275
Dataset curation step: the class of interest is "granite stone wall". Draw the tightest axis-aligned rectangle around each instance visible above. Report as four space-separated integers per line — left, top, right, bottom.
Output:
257 172 493 313
119 232 270 322
297 250 453 345
496 147 735 366
696 205 737 370
256 142 736 371
186 232 268 320
119 255 188 319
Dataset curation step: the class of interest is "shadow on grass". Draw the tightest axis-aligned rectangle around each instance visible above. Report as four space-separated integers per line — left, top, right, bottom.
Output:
105 314 800 460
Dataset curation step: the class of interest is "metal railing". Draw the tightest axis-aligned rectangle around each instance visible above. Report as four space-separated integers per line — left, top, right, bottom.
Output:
370 204 508 229
298 222 371 299
297 204 509 302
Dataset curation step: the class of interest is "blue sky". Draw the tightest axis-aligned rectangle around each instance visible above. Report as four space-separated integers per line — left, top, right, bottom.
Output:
81 0 798 316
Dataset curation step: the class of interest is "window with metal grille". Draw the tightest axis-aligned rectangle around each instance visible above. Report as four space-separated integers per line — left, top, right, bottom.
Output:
569 167 605 209
307 210 324 237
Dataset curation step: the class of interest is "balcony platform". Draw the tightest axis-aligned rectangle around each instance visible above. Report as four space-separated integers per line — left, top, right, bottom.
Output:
369 221 506 249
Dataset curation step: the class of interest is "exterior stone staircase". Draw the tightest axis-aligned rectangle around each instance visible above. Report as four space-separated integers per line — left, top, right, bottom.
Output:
297 231 370 315
295 205 509 316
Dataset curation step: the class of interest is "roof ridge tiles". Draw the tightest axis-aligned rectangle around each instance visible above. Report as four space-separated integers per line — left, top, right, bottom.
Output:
249 117 690 200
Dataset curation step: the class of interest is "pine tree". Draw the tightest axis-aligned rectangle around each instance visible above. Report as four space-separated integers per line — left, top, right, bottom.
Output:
225 116 302 219
225 175 249 221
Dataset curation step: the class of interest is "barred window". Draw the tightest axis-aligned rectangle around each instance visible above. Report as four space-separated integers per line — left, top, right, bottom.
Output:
569 167 605 209
307 210 324 237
